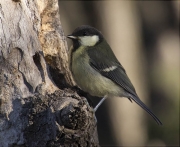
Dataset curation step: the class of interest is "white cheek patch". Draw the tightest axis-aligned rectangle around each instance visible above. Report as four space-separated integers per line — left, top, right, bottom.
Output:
102 66 117 72
79 35 99 46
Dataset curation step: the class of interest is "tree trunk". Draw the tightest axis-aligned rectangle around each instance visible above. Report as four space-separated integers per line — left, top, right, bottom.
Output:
0 0 99 147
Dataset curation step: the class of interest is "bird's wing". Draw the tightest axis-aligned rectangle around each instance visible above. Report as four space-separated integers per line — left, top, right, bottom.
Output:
87 42 138 98
87 42 162 125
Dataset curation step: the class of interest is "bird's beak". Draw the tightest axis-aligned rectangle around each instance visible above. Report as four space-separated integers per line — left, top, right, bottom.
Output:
67 35 78 40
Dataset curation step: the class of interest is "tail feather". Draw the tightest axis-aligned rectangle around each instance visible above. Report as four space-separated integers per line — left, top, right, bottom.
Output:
130 95 162 125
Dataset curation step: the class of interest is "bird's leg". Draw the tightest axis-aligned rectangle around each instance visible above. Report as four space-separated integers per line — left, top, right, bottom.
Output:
94 96 107 112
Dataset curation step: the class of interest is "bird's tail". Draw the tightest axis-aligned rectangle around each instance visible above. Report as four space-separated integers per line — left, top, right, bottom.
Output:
130 95 162 125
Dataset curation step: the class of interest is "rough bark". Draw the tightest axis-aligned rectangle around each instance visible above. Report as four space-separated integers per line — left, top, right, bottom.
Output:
0 0 99 147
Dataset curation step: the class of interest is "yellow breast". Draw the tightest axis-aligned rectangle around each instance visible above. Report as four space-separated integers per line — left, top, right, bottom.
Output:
71 46 123 97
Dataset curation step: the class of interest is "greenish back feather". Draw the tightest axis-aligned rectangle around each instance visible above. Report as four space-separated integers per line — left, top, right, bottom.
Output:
87 40 138 98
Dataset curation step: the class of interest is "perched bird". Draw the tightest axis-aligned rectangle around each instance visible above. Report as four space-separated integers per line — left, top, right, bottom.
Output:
67 25 162 125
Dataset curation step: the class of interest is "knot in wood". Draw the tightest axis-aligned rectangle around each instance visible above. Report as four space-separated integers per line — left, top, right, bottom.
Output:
60 102 87 130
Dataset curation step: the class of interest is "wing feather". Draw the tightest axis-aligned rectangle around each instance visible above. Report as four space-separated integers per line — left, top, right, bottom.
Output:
87 40 162 125
88 41 138 98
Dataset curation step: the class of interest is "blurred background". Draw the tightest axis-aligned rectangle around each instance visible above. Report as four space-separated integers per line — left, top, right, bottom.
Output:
58 1 179 146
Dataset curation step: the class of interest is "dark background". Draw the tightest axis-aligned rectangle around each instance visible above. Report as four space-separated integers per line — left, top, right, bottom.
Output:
59 1 179 146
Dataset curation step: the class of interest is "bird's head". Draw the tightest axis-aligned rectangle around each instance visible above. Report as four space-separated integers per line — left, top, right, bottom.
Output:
67 25 103 48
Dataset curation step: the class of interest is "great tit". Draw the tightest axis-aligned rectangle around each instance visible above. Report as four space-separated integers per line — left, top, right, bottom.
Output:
67 25 162 125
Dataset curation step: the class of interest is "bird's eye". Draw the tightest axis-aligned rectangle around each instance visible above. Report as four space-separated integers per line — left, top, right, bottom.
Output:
83 32 87 36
